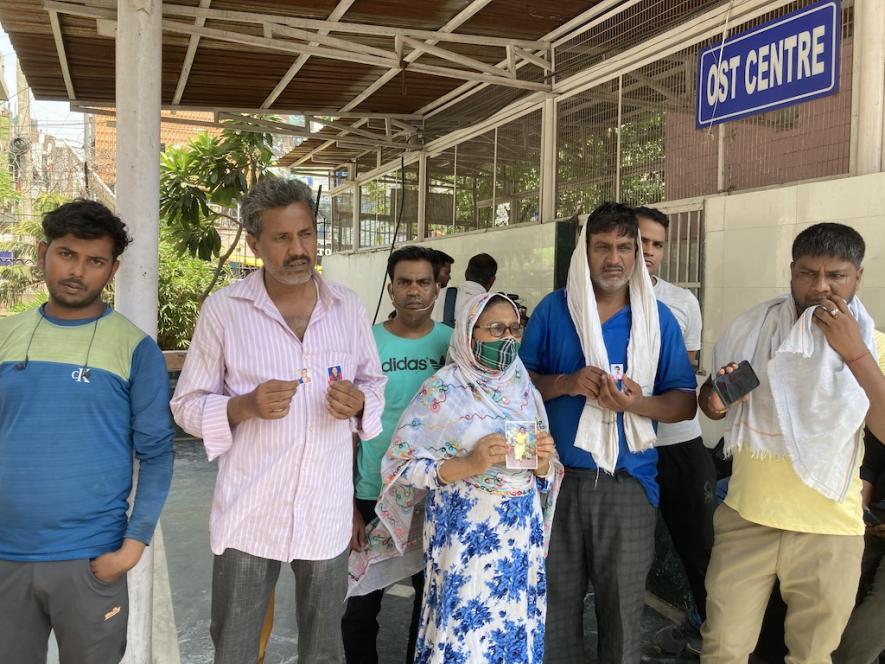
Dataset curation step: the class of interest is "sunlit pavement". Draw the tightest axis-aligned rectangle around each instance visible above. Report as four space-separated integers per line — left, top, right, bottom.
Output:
163 440 697 663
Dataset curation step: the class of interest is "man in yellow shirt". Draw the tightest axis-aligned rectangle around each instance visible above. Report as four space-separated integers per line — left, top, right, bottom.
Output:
699 223 885 663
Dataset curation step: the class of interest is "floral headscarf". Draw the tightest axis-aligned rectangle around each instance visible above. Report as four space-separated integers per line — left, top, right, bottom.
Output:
348 293 563 596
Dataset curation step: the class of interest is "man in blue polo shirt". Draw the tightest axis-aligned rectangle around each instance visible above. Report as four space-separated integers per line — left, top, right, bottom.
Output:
521 202 697 663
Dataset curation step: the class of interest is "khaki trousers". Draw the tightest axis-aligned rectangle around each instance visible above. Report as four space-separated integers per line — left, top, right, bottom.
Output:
701 503 863 664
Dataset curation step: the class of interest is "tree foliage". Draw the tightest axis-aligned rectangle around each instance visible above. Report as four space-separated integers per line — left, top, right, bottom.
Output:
0 193 74 307
159 123 274 301
157 230 230 350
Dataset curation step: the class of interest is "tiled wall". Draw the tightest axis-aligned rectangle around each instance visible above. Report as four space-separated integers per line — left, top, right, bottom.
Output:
322 222 564 320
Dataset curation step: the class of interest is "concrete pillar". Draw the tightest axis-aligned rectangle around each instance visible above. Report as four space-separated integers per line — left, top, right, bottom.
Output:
114 0 162 662
851 0 885 175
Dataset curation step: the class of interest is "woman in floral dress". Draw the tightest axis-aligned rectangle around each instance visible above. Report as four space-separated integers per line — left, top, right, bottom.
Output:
350 293 563 664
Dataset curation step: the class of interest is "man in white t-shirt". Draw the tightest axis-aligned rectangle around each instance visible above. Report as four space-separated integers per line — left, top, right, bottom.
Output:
431 253 497 327
636 206 716 656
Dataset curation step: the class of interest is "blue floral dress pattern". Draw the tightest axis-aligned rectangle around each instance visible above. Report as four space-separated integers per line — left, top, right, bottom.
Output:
346 293 564 662
401 460 551 664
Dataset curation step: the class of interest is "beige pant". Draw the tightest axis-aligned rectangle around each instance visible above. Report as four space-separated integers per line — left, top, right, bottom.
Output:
701 503 864 664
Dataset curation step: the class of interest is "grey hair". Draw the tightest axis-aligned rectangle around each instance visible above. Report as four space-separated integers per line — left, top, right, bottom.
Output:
240 176 316 237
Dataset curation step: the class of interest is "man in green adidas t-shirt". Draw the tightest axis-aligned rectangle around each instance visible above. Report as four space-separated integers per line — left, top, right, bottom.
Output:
342 246 452 664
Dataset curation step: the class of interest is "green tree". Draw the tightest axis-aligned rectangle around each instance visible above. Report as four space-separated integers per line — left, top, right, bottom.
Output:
0 193 72 307
159 123 274 301
157 230 230 350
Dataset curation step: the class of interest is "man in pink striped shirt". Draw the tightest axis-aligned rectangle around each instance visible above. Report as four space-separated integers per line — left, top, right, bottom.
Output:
171 177 386 664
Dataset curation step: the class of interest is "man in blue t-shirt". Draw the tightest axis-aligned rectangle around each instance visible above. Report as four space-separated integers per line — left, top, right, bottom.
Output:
342 246 452 664
0 200 174 664
520 202 697 664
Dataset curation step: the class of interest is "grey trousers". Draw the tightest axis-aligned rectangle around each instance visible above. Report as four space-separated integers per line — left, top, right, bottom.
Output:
0 558 129 664
211 546 349 664
832 534 885 664
544 469 656 664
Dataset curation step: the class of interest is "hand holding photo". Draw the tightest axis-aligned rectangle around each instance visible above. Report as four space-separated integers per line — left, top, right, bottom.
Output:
504 420 539 470
327 365 343 384
609 363 624 389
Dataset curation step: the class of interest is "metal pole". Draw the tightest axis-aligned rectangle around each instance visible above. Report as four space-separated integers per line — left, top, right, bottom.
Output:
853 0 885 175
540 97 557 221
351 181 360 250
417 152 427 239
615 75 622 201
115 0 162 661
717 124 726 192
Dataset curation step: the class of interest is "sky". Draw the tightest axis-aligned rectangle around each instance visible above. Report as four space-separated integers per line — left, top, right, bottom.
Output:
1 28 86 154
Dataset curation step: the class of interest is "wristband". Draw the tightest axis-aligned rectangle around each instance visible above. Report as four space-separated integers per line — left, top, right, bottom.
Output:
846 351 869 365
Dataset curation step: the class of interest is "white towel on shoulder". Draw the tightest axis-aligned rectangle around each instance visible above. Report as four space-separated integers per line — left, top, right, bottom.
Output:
566 221 661 472
713 294 875 501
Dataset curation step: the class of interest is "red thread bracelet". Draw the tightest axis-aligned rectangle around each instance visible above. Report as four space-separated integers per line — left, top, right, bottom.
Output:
846 351 869 365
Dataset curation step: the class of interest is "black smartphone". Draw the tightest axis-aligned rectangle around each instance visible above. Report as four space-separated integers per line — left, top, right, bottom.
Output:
712 360 761 407
863 508 882 527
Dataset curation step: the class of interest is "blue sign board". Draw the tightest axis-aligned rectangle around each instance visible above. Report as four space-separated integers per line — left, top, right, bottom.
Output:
696 0 840 128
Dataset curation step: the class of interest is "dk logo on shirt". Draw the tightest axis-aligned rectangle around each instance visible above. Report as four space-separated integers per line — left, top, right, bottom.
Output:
382 356 445 373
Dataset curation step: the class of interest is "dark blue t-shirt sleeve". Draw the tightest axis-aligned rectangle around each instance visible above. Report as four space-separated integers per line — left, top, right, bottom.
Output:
126 336 175 544
520 295 551 374
653 302 698 394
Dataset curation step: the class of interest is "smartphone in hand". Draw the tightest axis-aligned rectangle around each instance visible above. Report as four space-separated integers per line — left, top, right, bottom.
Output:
712 360 760 407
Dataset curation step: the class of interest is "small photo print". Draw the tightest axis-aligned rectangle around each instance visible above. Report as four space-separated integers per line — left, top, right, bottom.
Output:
609 363 624 382
327 365 343 384
504 420 538 470
298 368 312 385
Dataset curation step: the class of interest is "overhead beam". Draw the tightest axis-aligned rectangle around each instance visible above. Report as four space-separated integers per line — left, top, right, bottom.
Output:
512 46 550 71
406 61 550 91
336 138 413 150
294 0 495 166
160 4 547 50
70 100 422 119
48 9 76 100
162 20 549 94
272 23 394 61
628 70 677 102
161 20 397 69
75 105 322 137
400 36 511 80
261 0 356 109
172 0 211 104
419 0 630 119
310 116 413 142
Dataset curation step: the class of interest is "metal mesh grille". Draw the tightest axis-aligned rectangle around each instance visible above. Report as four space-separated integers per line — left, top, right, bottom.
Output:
355 151 380 178
556 81 619 217
332 168 349 188
426 148 456 238
495 110 542 225
554 0 727 81
556 0 853 214
359 162 419 248
717 1 853 193
330 191 353 252
454 131 495 232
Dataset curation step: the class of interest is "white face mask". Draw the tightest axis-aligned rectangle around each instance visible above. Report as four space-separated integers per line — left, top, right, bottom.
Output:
389 285 439 313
